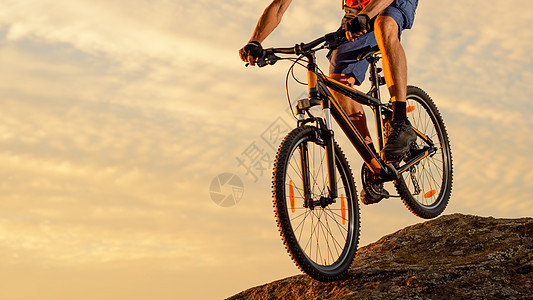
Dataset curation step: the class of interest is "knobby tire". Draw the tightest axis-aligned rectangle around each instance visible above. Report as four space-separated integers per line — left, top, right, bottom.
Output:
394 86 453 218
272 126 360 282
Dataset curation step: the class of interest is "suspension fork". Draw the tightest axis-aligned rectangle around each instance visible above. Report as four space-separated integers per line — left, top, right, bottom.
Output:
296 112 338 207
298 140 312 208
307 52 337 202
296 102 314 208
295 53 338 208
322 101 338 200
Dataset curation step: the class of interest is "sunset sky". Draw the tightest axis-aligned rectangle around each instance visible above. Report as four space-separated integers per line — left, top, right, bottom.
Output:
1 0 532 299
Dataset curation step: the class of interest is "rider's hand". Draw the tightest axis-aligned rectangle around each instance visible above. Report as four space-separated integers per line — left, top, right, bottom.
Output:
344 14 371 42
239 41 263 66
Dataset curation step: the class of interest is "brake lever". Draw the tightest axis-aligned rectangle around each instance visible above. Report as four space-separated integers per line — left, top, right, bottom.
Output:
257 54 278 67
244 49 279 68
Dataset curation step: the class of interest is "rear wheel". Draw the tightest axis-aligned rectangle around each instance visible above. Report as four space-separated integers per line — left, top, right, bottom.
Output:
394 86 453 219
272 126 360 281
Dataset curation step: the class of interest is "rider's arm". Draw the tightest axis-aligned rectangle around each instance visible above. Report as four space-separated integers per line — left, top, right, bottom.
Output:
345 0 394 41
240 0 292 65
249 0 293 44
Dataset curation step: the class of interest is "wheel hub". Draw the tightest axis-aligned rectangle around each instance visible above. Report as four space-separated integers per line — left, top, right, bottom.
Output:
308 196 336 209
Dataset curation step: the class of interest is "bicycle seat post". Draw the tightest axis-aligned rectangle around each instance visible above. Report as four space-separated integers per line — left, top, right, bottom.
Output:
367 54 388 151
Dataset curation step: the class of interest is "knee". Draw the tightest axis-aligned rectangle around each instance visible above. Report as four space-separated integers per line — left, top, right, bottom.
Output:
374 16 400 43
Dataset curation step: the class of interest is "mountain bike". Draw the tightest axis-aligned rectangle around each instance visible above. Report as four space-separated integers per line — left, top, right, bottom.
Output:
251 29 453 282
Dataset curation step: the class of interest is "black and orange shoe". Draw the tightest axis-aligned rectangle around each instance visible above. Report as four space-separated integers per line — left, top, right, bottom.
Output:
382 120 417 162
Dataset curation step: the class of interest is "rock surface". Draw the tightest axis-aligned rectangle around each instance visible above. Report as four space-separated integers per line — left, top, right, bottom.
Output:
228 213 533 299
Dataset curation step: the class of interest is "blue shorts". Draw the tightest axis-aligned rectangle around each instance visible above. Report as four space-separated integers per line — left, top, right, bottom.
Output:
328 0 419 85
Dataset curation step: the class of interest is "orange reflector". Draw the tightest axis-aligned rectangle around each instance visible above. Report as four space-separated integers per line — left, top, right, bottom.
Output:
407 106 416 113
424 190 437 198
289 181 295 212
341 194 346 225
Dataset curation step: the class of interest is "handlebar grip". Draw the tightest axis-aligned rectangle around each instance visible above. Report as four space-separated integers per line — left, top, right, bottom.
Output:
324 28 347 50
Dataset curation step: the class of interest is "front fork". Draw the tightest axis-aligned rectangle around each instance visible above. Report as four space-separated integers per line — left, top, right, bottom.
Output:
323 108 338 200
296 52 337 209
296 102 337 209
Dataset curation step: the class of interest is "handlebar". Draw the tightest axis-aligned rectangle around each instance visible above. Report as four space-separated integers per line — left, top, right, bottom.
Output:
256 28 347 67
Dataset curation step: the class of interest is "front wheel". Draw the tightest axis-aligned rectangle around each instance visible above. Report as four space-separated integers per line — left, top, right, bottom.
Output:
394 86 453 219
272 126 360 282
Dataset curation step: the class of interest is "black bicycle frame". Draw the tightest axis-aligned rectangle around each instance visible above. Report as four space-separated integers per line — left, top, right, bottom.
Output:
295 52 390 206
296 51 436 205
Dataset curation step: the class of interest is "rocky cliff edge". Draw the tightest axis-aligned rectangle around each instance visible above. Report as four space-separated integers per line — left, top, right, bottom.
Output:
229 213 533 299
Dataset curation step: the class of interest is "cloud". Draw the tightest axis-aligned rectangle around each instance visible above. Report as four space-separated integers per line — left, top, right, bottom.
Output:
406 0 533 106
1 0 533 299
397 0 533 217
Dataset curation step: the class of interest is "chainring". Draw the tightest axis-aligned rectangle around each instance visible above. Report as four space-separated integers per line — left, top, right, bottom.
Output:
361 163 385 200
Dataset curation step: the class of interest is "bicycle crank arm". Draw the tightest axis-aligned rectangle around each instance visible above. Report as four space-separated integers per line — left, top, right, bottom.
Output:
412 127 434 147
377 163 400 182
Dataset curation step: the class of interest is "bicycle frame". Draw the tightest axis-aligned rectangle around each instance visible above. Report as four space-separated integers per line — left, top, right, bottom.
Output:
295 51 437 204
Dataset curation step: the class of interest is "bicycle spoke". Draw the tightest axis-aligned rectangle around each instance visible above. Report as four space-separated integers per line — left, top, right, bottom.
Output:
274 126 360 280
287 144 351 263
400 88 452 214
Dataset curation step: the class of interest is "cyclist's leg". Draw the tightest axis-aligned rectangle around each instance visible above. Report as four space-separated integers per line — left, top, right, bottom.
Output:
373 0 419 161
329 73 385 204
370 0 418 107
328 30 378 146
374 16 407 105
329 73 372 145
